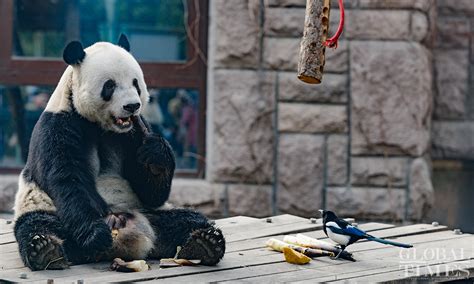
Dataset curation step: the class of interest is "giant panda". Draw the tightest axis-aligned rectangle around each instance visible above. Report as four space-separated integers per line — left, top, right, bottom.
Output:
13 35 225 271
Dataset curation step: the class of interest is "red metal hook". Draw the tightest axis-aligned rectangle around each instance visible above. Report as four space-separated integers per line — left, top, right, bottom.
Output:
324 0 344 49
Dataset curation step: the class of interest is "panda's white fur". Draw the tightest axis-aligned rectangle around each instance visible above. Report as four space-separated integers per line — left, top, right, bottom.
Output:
14 176 55 217
14 174 144 217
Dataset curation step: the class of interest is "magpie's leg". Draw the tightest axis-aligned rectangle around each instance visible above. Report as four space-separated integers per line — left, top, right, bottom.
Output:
334 245 346 260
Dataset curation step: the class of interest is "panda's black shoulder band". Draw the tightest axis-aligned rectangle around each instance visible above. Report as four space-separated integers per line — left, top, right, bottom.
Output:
63 41 85 65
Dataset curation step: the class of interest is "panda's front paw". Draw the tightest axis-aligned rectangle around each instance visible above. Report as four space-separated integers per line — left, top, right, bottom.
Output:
137 134 175 176
75 220 112 253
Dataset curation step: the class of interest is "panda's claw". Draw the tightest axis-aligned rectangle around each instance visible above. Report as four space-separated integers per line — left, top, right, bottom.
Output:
26 234 69 270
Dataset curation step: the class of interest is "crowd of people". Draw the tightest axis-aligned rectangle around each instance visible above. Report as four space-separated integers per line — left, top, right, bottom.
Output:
0 86 199 170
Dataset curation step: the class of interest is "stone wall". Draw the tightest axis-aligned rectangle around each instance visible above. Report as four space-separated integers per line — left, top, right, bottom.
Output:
432 1 474 160
203 0 437 221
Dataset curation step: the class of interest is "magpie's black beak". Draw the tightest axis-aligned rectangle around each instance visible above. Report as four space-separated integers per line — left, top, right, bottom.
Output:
318 209 325 215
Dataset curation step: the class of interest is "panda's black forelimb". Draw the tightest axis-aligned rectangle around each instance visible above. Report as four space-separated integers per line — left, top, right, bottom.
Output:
24 112 112 253
124 118 176 208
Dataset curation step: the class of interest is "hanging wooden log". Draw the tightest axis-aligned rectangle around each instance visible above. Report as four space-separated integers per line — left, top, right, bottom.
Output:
297 0 331 84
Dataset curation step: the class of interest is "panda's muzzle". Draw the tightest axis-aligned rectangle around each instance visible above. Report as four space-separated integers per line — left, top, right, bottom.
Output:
111 103 140 128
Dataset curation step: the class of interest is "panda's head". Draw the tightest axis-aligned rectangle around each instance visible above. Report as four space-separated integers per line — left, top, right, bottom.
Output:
62 34 149 133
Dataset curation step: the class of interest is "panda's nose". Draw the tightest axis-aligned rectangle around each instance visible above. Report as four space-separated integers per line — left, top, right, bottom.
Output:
123 103 141 113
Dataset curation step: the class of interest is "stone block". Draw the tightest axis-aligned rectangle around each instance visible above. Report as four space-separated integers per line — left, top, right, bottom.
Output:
279 72 347 103
432 121 474 160
169 179 225 217
279 103 347 133
408 158 434 221
345 10 411 40
358 0 433 11
411 11 430 42
227 184 273 217
351 157 409 187
211 70 275 183
214 0 259 68
327 135 348 185
265 0 305 7
434 49 468 119
278 134 324 217
263 38 348 73
326 187 405 220
325 41 349 73
263 38 300 71
350 41 432 156
264 8 305 37
438 0 474 16
264 7 344 39
435 17 470 49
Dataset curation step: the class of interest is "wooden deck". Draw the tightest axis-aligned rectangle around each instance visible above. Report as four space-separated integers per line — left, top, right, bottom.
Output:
1 215 473 283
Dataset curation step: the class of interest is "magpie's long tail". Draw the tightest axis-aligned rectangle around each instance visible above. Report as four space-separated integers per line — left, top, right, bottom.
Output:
366 236 413 248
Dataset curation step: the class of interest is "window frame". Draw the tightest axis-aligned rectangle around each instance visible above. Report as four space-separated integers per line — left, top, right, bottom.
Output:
0 0 208 178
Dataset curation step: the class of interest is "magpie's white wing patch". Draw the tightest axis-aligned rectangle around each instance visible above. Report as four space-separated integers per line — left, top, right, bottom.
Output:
326 221 341 229
326 221 350 246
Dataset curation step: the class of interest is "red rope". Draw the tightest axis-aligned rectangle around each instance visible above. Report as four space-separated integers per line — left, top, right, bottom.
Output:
324 0 344 49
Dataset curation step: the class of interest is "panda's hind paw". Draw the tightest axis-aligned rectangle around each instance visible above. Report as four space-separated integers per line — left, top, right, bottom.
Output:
26 234 69 270
177 227 226 266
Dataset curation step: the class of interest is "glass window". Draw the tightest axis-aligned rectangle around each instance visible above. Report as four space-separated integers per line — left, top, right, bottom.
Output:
0 85 52 168
14 0 187 62
0 0 207 177
145 88 200 170
0 85 200 170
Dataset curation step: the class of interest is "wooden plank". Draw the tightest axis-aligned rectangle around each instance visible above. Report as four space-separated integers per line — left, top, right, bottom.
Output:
214 216 259 229
0 242 19 253
2 223 456 283
135 262 308 283
0 219 14 235
358 259 474 283
222 214 314 236
228 232 473 283
224 216 354 243
0 232 15 244
353 223 449 240
225 223 447 259
226 222 394 253
151 230 470 283
0 257 26 271
324 235 474 283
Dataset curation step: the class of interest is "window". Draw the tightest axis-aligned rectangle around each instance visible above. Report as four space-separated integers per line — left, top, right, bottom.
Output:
0 0 208 177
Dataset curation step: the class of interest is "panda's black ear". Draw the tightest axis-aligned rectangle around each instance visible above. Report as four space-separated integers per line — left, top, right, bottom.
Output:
117 34 130 52
63 41 85 65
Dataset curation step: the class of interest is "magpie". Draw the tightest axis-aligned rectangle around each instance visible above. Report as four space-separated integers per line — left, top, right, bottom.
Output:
319 209 413 259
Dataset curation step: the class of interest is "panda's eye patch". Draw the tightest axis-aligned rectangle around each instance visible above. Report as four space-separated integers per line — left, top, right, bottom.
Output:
101 79 116 101
133 78 141 96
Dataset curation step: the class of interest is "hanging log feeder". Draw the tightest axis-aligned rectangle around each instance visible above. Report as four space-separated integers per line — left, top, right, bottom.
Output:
297 0 345 84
